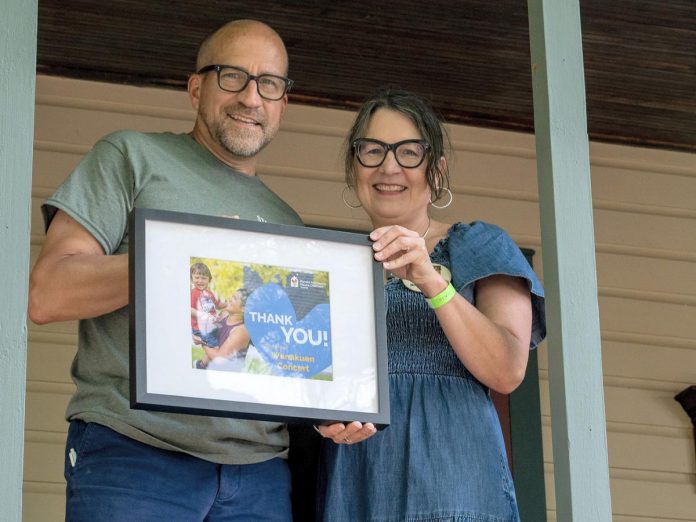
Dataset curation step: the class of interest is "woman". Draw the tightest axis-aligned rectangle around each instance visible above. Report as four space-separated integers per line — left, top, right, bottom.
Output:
200 288 251 371
315 90 546 521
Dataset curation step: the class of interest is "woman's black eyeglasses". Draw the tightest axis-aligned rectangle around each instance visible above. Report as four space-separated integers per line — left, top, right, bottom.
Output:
352 138 431 168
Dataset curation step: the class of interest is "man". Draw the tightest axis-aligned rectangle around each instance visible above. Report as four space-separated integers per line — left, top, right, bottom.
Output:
29 19 373 521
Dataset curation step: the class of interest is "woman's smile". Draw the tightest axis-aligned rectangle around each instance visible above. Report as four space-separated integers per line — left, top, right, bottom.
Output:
373 183 407 194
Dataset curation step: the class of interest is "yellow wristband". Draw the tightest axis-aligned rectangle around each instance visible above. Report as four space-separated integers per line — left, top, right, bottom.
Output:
426 282 456 309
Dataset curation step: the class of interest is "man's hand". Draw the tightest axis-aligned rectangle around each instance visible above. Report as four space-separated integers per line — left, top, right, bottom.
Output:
314 421 377 445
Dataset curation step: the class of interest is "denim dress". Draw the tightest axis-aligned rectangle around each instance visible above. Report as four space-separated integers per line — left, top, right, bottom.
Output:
318 222 546 522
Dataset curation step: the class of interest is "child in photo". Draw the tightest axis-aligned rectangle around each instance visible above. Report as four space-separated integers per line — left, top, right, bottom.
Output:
190 262 226 350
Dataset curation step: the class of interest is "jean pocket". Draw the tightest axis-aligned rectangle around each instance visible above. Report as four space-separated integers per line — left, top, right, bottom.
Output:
64 420 97 479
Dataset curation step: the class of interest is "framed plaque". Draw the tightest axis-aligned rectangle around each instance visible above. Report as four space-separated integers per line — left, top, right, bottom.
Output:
129 208 389 427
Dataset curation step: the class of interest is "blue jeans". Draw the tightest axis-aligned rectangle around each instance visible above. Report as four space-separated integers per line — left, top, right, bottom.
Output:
192 328 220 348
64 421 292 521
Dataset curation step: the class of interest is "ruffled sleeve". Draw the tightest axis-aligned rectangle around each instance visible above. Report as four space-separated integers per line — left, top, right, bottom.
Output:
447 221 546 348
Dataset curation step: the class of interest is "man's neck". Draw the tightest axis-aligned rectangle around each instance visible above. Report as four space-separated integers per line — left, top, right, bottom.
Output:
189 129 257 177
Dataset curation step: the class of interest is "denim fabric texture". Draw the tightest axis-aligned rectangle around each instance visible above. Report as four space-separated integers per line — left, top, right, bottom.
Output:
192 327 221 348
318 222 546 522
64 421 292 521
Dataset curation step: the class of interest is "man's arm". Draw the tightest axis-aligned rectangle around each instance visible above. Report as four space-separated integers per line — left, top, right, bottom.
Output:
28 210 129 324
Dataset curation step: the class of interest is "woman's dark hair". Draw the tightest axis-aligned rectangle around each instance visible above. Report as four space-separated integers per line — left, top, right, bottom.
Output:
236 288 250 307
343 89 451 202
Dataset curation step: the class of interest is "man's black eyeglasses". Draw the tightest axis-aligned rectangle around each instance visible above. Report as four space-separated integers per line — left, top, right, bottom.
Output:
197 65 293 101
352 138 431 168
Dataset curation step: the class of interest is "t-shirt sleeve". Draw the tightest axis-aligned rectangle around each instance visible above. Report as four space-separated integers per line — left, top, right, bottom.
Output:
448 221 546 349
42 133 134 255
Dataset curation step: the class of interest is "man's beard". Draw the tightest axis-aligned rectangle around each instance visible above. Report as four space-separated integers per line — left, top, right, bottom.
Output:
212 111 277 158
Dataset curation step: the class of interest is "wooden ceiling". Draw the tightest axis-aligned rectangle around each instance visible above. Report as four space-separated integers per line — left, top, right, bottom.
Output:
37 0 696 152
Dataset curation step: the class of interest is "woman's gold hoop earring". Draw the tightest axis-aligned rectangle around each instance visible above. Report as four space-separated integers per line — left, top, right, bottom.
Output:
341 186 362 209
429 188 453 209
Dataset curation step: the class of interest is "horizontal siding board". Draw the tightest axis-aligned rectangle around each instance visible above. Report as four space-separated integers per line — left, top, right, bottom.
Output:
23 489 65 522
541 424 694 475
598 296 696 340
23 440 64 484
32 149 84 189
449 152 539 194
36 76 191 109
596 252 696 297
543 470 696 519
28 320 78 337
25 392 71 433
34 104 192 144
26 342 75 384
539 379 691 430
600 341 696 384
610 475 696 520
591 163 696 211
594 209 696 253
262 130 345 174
538 336 696 375
590 140 696 174
604 387 691 430
607 431 695 475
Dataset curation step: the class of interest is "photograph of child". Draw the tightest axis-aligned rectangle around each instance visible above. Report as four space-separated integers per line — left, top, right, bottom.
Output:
190 262 226 349
190 257 332 380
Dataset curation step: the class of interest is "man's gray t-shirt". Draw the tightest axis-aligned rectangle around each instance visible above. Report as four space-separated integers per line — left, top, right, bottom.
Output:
43 131 303 464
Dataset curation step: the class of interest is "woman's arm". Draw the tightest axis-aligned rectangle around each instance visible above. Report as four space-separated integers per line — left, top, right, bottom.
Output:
371 224 532 394
434 274 531 394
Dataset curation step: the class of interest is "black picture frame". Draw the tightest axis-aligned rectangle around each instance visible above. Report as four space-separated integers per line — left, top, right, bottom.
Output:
129 208 389 428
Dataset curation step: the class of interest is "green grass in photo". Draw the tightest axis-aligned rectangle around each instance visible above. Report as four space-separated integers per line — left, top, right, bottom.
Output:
192 346 205 365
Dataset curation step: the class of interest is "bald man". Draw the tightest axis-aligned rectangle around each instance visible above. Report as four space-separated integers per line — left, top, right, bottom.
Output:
29 20 315 521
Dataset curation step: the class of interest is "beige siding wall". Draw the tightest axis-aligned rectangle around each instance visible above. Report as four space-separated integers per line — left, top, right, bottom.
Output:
25 75 696 521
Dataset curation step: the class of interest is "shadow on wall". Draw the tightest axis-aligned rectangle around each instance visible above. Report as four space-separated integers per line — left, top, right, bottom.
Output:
675 385 696 486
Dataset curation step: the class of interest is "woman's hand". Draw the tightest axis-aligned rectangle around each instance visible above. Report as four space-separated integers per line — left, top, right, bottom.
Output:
371 225 532 394
370 225 447 297
314 421 377 445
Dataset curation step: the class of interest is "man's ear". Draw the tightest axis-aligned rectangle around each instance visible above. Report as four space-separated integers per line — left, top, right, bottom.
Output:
279 94 289 118
188 73 201 110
